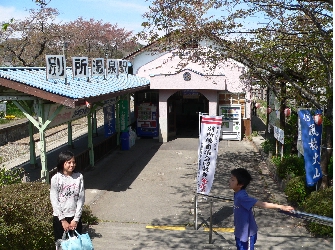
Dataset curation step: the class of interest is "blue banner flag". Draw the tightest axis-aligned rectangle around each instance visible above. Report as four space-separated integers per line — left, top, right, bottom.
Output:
298 110 323 186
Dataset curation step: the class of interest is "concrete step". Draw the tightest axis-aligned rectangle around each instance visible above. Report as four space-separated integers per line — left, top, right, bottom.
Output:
88 222 235 250
88 222 333 250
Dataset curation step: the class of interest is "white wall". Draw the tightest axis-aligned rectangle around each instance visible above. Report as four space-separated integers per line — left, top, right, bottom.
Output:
130 41 251 142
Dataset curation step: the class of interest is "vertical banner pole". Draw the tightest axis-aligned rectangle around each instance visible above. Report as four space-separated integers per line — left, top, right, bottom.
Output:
198 112 202 136
195 112 202 230
209 199 213 244
194 194 198 230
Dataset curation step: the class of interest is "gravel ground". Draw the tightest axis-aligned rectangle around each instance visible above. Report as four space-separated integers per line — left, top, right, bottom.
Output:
0 109 105 166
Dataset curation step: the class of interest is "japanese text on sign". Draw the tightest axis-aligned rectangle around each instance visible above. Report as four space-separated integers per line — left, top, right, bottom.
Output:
72 57 89 78
273 126 284 144
46 54 129 80
118 60 128 74
104 104 116 137
298 109 322 186
46 55 66 79
197 116 222 195
92 58 105 76
107 59 118 76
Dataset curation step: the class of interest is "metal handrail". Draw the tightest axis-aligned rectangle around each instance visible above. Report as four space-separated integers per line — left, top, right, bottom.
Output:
194 193 234 244
195 193 333 245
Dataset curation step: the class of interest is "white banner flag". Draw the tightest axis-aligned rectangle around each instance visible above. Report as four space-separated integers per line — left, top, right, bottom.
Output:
197 115 222 195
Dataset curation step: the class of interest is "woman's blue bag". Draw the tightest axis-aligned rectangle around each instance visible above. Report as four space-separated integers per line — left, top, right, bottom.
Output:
60 230 93 250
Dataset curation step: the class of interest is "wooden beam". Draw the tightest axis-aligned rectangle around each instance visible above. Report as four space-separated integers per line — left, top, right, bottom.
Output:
0 78 77 108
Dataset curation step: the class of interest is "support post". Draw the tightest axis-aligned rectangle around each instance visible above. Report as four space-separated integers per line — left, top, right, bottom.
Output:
87 113 94 168
116 97 120 146
92 110 98 137
13 100 63 183
28 121 37 168
36 101 48 183
67 121 74 148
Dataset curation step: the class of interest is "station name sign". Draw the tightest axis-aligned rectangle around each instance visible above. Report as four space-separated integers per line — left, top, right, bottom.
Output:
45 55 129 80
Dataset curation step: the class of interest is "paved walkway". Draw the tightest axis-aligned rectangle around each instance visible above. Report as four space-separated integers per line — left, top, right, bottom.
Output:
4 116 333 249
82 119 332 249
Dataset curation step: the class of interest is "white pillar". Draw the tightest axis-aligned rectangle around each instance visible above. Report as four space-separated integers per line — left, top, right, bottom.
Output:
158 90 176 142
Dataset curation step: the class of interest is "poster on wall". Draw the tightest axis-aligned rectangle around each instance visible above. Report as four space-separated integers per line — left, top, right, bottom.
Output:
119 100 129 132
103 104 115 137
298 109 323 187
197 115 222 195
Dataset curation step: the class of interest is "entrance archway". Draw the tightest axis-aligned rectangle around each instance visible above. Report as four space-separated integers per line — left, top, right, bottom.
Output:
167 90 209 138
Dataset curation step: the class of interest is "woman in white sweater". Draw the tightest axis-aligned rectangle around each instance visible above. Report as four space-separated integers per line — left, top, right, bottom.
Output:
50 150 85 242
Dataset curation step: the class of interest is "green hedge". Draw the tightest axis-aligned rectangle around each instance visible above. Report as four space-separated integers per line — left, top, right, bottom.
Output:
0 182 55 249
271 154 332 237
0 182 98 249
284 176 312 206
272 155 305 179
260 138 276 154
0 167 24 187
302 187 333 237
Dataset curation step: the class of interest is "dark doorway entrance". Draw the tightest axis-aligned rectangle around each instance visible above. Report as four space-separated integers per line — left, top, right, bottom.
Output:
167 90 209 138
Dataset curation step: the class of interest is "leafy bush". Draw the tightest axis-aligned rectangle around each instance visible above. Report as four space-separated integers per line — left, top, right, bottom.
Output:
5 101 26 119
327 156 333 179
82 205 99 225
0 182 55 249
284 176 311 205
273 154 305 179
0 167 24 187
261 138 276 154
302 187 333 237
0 182 98 249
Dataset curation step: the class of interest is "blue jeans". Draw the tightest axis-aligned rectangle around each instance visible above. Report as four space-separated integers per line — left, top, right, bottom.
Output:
235 234 257 250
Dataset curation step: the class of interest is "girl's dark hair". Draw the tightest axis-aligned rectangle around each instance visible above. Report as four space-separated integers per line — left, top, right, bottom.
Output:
231 168 252 189
57 151 75 172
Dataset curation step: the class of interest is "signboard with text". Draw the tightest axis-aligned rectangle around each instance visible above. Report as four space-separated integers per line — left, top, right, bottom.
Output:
46 55 66 79
92 58 105 76
197 115 222 195
45 55 129 80
103 104 116 137
119 100 128 132
298 109 323 186
72 57 89 78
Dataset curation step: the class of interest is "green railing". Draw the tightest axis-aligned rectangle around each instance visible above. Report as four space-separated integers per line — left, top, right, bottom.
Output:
47 133 118 183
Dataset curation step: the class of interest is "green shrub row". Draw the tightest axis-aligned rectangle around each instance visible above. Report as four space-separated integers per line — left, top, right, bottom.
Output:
0 182 55 249
302 187 333 237
0 167 24 187
260 138 276 154
0 175 98 249
268 154 333 237
273 154 305 179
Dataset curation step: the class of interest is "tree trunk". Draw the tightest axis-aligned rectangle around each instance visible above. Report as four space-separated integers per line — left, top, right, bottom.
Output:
280 82 286 127
265 86 270 139
319 96 333 189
